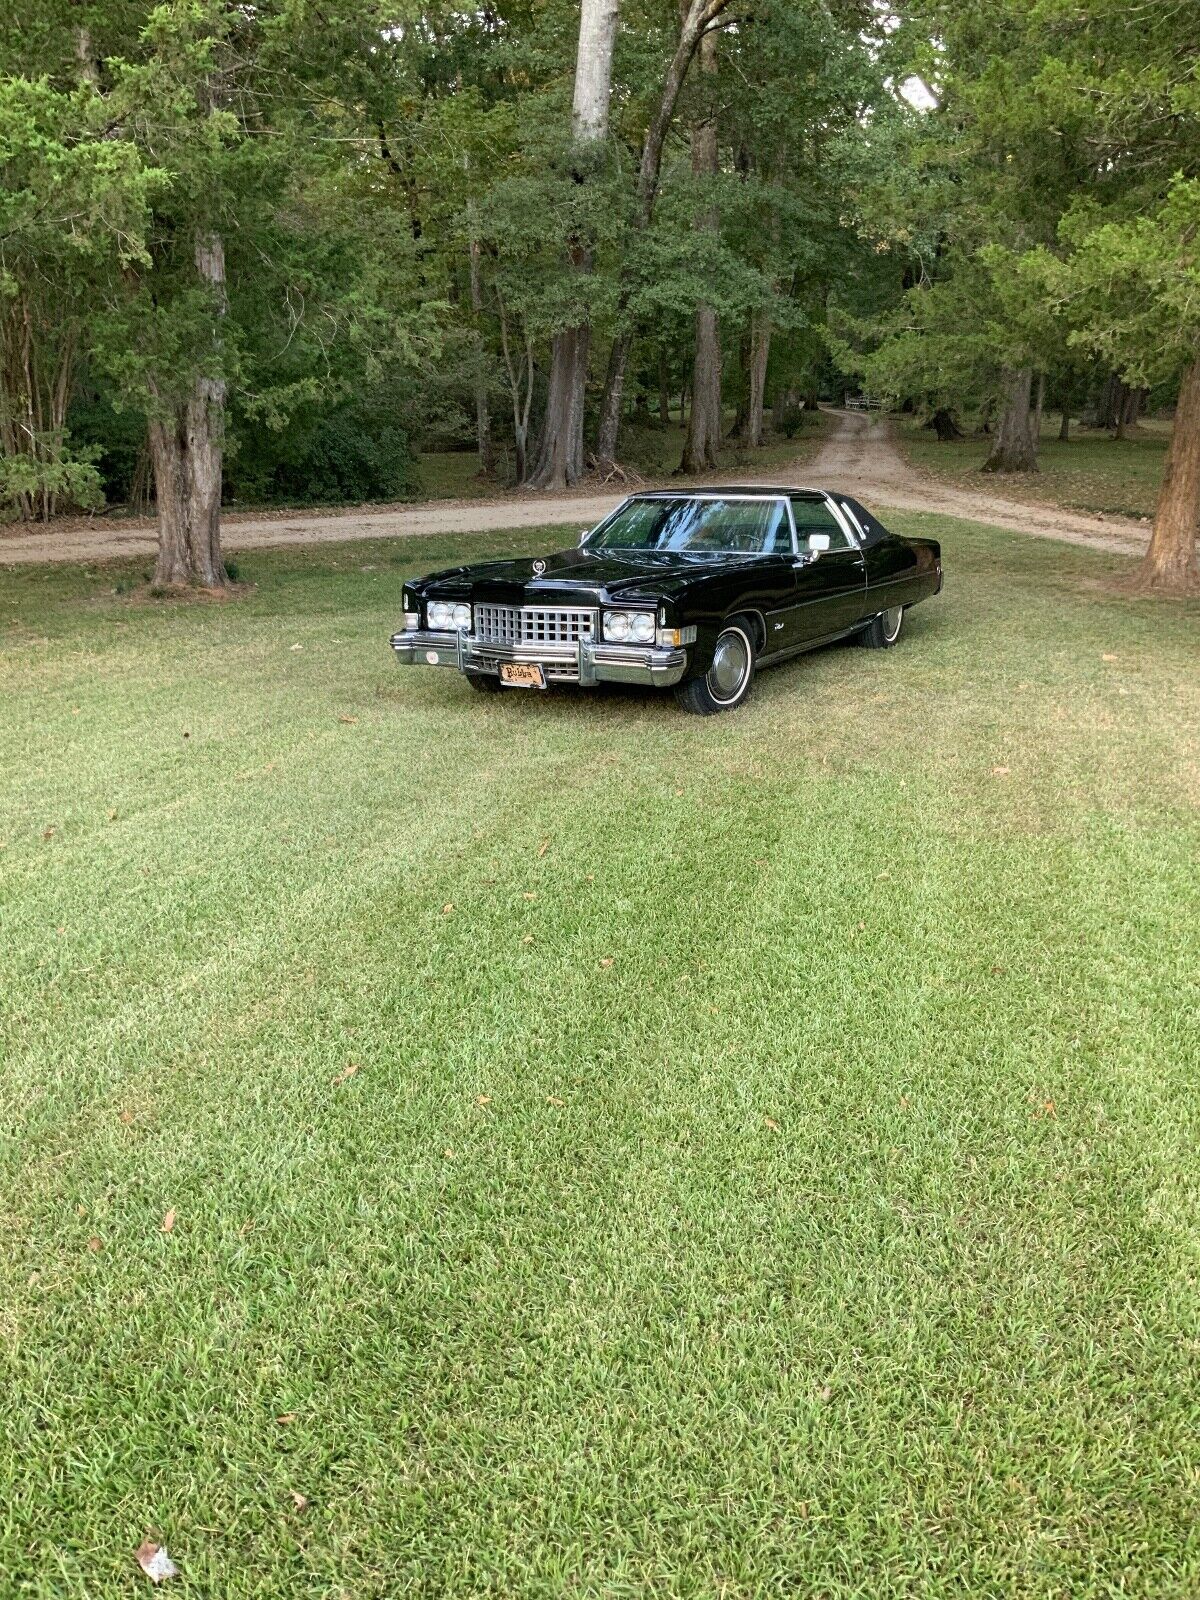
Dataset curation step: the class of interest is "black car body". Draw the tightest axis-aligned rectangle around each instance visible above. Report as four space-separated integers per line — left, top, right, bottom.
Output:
390 488 943 714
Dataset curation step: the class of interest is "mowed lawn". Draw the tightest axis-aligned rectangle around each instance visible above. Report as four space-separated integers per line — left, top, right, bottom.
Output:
1 519 1198 1598
896 418 1171 521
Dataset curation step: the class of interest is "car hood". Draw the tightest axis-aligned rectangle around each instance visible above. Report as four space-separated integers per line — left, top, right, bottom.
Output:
420 545 737 605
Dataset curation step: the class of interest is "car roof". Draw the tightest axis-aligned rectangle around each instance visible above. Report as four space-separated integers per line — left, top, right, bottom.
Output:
632 485 831 501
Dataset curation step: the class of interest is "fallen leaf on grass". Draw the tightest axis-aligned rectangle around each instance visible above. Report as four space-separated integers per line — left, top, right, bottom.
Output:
547 1095 565 1107
1101 653 1118 662
817 1385 833 1404
42 827 56 842
87 1236 102 1252
521 933 535 946
522 891 538 902
290 643 303 651
107 808 118 821
476 1094 492 1107
537 838 550 858
276 1412 297 1425
337 714 358 725
441 903 454 916
118 1109 135 1125
991 765 1010 777
332 1061 360 1086
443 1148 456 1160
763 1116 780 1132
289 1491 308 1511
161 1208 176 1234
135 1541 178 1583
598 957 614 969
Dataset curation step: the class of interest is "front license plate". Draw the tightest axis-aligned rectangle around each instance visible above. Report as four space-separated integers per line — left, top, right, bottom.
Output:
499 662 546 689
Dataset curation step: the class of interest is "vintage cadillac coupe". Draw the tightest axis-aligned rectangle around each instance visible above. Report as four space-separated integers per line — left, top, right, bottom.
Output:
390 488 943 715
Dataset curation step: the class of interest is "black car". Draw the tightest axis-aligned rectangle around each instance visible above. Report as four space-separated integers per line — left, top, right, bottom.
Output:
390 488 943 715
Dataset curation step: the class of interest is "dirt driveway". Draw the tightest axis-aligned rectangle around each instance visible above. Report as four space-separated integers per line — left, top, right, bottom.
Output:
0 410 1150 566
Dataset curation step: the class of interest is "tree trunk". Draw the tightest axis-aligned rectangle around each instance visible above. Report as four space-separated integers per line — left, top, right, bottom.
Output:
983 367 1039 473
1032 370 1044 440
658 348 671 426
1131 353 1200 594
1115 383 1145 440
679 26 721 475
594 0 732 469
929 409 964 442
150 231 228 588
1097 372 1123 431
526 0 619 489
467 229 493 475
745 314 770 448
529 322 590 489
1059 408 1070 442
726 329 750 441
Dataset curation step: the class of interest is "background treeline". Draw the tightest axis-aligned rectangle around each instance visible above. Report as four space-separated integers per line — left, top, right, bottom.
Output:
1 0 1196 590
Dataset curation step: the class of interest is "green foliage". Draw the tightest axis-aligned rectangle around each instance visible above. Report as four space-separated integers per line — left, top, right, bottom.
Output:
227 398 418 506
0 430 104 511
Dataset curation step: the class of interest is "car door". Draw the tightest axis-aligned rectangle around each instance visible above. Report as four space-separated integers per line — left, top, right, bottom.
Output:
788 496 867 640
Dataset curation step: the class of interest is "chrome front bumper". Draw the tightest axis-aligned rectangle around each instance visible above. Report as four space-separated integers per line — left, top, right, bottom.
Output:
389 629 688 688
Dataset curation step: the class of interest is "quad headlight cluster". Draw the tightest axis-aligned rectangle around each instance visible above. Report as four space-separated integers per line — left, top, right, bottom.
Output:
427 599 472 631
602 609 657 645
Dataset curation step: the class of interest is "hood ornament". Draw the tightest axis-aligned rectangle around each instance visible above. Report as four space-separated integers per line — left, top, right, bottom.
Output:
532 559 546 576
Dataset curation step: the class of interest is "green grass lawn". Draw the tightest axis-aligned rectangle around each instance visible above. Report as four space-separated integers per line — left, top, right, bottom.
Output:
2 520 1198 1597
896 417 1171 520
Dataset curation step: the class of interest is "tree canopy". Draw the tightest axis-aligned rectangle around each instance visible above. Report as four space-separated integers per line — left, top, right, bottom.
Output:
0 0 1196 589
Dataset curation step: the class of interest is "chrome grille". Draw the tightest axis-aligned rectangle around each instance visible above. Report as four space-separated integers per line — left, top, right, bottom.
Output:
473 604 597 646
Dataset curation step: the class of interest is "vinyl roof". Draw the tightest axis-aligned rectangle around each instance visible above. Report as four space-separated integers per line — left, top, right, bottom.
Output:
633 486 830 500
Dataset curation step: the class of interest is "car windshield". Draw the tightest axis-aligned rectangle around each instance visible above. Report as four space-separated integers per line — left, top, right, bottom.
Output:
588 496 791 556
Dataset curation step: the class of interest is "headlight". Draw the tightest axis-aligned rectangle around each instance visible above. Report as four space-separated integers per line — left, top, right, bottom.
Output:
428 600 469 631
603 610 656 644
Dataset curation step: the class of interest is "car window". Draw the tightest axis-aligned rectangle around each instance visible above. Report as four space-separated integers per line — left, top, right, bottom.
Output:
790 498 850 551
589 496 791 555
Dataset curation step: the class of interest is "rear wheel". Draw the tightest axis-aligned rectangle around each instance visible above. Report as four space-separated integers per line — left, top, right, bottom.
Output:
858 604 904 650
674 618 757 716
465 672 504 693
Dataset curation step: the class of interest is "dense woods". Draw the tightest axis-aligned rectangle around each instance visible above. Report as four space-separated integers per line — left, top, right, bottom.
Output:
1 0 1196 591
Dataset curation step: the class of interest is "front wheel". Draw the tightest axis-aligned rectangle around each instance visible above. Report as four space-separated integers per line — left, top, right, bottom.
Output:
465 672 504 693
674 619 757 716
858 604 904 650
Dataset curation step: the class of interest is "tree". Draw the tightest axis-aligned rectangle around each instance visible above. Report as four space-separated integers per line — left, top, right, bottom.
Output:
524 0 620 489
678 25 721 473
593 0 733 471
0 38 159 520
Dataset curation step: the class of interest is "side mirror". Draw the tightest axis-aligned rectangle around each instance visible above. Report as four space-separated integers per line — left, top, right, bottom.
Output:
578 528 592 547
807 533 831 557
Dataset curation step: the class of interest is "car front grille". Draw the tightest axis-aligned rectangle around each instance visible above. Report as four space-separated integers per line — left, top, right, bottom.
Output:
473 604 597 647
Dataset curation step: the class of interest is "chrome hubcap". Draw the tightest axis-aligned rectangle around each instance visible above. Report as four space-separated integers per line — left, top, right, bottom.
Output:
709 629 750 701
882 605 903 641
